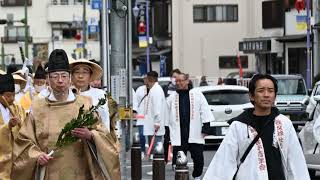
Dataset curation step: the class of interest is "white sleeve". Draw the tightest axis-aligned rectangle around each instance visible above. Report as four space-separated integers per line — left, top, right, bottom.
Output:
199 92 215 123
132 89 138 112
165 95 174 126
151 89 162 124
203 122 239 180
314 115 320 144
97 98 110 131
287 122 311 180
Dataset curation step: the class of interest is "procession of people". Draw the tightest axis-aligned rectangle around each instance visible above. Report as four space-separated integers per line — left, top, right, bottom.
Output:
0 48 315 180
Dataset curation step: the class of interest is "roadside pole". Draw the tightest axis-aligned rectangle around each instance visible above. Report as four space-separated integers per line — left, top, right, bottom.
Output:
24 0 28 59
1 43 4 70
101 0 111 90
109 0 132 179
306 0 311 89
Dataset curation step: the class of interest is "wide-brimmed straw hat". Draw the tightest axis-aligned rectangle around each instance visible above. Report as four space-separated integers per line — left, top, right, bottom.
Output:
12 74 27 86
69 58 102 81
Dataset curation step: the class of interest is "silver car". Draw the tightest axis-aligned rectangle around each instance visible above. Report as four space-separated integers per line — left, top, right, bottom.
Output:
299 95 320 177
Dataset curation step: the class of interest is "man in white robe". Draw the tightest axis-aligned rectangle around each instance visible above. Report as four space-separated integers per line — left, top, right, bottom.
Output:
143 71 166 148
167 73 214 179
203 74 309 180
70 58 110 130
134 76 149 157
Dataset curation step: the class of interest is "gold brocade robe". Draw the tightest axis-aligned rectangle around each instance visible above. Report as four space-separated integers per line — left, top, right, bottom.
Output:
0 103 25 180
12 95 120 180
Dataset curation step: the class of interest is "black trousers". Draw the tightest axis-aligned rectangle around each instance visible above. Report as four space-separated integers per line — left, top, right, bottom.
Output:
172 143 204 178
163 126 170 163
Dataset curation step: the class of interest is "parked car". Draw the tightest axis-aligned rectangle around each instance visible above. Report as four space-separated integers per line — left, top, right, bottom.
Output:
194 85 253 145
272 74 310 129
226 71 256 79
306 81 320 119
299 95 320 178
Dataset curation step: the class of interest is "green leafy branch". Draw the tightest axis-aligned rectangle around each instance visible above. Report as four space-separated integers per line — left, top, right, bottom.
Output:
55 95 107 148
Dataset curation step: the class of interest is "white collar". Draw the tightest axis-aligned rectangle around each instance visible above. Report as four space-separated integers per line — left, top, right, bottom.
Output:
150 82 159 90
48 89 75 102
0 102 10 123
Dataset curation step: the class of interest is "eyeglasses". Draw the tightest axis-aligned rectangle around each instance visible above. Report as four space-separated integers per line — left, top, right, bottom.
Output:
49 73 70 80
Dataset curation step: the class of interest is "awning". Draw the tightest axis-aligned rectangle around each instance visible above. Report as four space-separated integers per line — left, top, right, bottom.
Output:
275 34 311 43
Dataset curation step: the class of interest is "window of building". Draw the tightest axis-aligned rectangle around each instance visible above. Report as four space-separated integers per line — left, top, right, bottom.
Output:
193 6 206 22
1 0 32 6
262 1 283 29
1 26 32 43
219 56 248 69
52 23 98 41
193 5 238 23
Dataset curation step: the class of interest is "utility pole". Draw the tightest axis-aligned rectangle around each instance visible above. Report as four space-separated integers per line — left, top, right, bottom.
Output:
101 0 111 90
306 0 311 89
83 0 87 58
1 43 4 70
109 0 131 179
314 0 320 77
24 0 28 59
146 0 150 72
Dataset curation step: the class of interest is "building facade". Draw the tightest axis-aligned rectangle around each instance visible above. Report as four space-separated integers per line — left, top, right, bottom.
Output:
172 0 317 86
172 0 254 78
0 0 100 67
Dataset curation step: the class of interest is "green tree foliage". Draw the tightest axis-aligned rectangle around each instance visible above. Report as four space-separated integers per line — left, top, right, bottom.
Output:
56 95 107 148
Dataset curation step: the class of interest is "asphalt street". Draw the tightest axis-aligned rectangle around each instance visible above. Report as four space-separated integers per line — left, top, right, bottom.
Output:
126 147 216 180
124 146 320 180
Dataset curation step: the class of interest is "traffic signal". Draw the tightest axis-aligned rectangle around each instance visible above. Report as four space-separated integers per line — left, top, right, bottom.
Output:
74 32 81 40
138 21 146 35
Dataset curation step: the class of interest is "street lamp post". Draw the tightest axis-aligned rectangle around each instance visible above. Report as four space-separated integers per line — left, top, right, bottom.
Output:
306 0 311 89
83 0 87 58
24 0 28 59
146 0 150 72
1 43 4 70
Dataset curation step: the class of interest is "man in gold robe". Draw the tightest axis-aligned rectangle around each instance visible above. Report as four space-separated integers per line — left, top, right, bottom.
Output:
0 73 25 180
12 49 120 180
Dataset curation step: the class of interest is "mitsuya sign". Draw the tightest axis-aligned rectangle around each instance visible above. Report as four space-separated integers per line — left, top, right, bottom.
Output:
239 40 271 53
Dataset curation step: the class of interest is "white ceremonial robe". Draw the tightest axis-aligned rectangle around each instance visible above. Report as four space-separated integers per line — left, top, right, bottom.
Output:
312 114 320 144
143 82 166 136
132 88 137 112
166 89 214 146
135 85 148 126
38 88 50 99
80 87 110 131
203 115 310 180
